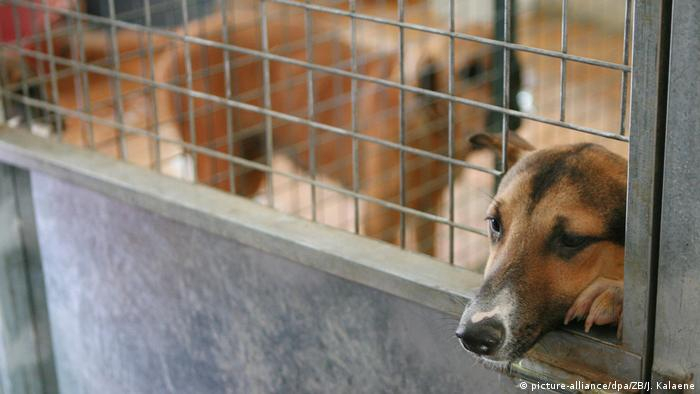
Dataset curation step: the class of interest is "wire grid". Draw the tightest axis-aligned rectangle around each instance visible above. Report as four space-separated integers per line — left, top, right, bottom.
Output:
0 0 633 270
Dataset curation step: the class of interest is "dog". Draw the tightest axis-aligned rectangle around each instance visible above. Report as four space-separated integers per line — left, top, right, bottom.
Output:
24 4 518 257
161 7 525 256
455 132 626 365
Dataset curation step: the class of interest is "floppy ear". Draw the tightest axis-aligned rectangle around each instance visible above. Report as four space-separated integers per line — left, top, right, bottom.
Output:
469 132 534 170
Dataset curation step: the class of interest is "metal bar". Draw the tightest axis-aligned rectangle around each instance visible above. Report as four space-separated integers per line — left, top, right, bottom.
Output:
270 0 631 71
350 0 359 234
0 164 58 394
0 127 485 322
4 36 166 89
618 0 632 135
9 3 33 126
11 86 490 238
221 0 236 193
304 0 316 221
398 0 406 248
195 6 215 185
260 0 274 208
0 55 6 126
0 44 505 175
134 11 151 167
4 1 631 141
74 1 95 150
180 0 197 181
0 165 38 394
29 1 50 127
624 0 673 376
0 94 489 236
0 81 4 124
106 0 126 159
651 0 700 386
559 0 568 122
21 0 626 76
11 168 58 394
447 0 455 263
500 0 511 172
144 0 161 172
69 21 84 145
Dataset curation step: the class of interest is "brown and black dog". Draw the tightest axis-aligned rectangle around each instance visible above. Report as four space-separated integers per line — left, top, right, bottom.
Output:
3 5 515 256
455 133 626 364
159 8 507 256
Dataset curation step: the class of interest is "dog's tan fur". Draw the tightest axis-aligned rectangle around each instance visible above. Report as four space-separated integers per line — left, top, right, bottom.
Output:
456 134 626 362
163 9 498 255
9 5 499 256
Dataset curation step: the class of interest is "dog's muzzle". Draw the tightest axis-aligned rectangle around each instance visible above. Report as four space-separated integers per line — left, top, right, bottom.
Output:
455 317 505 356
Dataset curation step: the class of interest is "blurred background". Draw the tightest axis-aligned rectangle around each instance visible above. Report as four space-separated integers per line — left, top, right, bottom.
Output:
0 0 631 271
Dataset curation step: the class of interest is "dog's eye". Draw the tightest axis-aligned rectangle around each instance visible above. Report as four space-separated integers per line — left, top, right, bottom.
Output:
487 217 502 239
560 233 588 249
459 61 483 81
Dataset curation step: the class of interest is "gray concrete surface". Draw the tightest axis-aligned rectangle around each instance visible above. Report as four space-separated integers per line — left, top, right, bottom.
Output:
31 172 521 394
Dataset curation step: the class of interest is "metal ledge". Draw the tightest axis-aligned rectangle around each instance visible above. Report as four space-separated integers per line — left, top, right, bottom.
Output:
0 128 641 386
0 128 480 316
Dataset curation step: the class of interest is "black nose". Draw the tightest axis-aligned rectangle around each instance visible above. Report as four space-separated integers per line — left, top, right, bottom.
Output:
455 318 505 356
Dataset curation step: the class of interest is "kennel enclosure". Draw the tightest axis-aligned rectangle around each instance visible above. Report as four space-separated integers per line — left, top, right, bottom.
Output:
1 0 699 392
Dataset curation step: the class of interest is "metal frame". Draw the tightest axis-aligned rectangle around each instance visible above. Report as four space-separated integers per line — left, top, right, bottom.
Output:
0 129 646 386
1 0 633 140
650 0 700 387
0 163 57 394
624 0 673 381
0 128 480 317
0 0 682 387
0 0 634 264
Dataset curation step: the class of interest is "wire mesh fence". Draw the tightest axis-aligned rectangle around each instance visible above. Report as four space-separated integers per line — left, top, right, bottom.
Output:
0 0 632 270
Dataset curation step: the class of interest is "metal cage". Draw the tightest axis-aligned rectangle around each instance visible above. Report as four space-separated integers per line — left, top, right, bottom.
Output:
2 0 698 392
0 0 632 268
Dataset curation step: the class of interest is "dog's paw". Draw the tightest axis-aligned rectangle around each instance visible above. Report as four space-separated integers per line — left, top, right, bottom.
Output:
564 277 623 337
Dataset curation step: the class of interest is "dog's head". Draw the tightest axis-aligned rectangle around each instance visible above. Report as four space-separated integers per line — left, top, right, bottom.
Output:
409 28 521 157
455 133 627 364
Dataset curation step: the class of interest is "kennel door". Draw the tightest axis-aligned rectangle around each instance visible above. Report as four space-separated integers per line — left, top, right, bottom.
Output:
649 0 700 389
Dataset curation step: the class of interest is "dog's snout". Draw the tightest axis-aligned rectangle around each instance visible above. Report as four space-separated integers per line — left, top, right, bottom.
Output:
455 318 504 356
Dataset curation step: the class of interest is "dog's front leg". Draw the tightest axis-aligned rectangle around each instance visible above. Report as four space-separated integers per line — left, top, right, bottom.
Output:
564 277 623 337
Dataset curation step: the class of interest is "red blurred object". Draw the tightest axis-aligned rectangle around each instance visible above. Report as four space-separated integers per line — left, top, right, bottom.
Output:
0 0 72 43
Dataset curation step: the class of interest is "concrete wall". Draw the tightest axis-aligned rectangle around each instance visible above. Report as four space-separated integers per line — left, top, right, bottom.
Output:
30 172 519 394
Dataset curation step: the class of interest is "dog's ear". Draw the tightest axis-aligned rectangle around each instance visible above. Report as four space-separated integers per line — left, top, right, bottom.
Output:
469 132 534 170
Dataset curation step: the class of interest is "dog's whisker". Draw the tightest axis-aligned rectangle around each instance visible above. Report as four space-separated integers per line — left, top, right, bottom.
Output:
436 314 460 322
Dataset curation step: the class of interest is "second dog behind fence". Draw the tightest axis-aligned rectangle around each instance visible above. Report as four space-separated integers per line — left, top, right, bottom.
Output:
15 3 519 257
166 7 508 257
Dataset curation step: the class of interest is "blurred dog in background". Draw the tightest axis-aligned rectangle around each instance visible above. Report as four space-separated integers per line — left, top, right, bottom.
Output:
1 1 521 256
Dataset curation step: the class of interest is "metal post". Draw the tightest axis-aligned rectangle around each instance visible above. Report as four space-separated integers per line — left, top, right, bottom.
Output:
624 0 674 381
651 0 700 387
489 0 521 137
0 165 57 394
